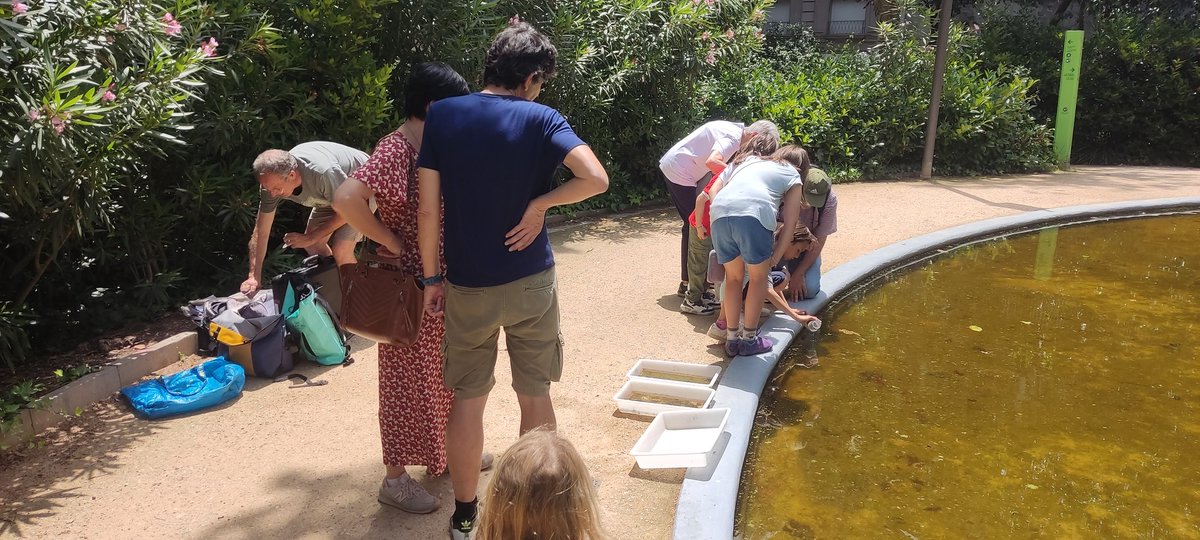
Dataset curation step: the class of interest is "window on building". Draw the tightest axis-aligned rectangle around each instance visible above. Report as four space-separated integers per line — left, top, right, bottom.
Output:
829 0 867 35
768 0 792 23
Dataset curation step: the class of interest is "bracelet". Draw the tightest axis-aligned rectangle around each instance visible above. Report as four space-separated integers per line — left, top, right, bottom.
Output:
419 274 444 286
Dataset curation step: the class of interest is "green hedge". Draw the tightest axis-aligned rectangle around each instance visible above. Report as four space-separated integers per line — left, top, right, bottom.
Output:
974 3 1200 166
706 4 1055 180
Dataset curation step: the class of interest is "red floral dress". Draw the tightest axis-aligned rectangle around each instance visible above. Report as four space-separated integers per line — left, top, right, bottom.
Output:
355 129 452 474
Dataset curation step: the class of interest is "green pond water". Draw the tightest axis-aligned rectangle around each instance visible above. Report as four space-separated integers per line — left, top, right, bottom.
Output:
737 213 1200 539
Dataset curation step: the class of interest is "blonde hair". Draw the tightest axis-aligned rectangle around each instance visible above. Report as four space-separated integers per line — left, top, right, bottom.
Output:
477 430 606 540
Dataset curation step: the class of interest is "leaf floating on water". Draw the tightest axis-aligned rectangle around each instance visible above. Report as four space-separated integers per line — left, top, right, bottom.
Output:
838 329 862 337
1025 484 1039 490
969 325 983 332
1020 321 1032 325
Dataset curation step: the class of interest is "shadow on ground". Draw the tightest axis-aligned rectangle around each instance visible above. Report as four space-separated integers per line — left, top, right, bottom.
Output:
552 209 676 253
0 400 163 537
186 463 456 540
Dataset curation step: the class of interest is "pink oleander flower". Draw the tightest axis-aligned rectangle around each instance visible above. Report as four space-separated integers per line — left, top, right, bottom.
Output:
705 48 717 65
705 0 715 6
509 15 521 26
162 12 181 36
701 31 711 40
692 0 701 5
50 116 66 135
725 29 735 39
754 29 764 41
198 37 218 57
114 23 127 32
102 86 116 102
12 1 28 14
27 109 40 122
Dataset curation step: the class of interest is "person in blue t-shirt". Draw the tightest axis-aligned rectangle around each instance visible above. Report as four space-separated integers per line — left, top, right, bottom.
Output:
414 21 609 540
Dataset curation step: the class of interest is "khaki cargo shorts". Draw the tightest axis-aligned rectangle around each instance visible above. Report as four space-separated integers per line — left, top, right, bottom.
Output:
443 267 563 399
308 205 362 244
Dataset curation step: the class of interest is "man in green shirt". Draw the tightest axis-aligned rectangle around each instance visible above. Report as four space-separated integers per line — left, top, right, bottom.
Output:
240 141 370 295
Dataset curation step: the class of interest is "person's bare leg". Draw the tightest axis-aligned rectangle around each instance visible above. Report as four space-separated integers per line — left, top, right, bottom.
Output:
385 465 407 479
743 261 772 330
516 393 556 434
722 258 746 333
447 394 489 503
330 237 357 267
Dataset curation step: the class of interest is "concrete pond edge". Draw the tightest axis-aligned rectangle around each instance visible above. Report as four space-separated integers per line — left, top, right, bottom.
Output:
1 331 197 449
673 196 1200 539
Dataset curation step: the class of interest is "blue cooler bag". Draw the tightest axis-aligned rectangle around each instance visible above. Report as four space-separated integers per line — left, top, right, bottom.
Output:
121 357 245 419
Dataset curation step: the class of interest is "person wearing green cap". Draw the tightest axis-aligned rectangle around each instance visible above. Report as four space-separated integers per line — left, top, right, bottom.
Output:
785 167 836 301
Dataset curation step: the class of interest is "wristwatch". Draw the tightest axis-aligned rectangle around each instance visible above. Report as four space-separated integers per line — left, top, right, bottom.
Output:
419 274 444 286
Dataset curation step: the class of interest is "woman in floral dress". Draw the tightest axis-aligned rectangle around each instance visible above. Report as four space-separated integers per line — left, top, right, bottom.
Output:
333 62 470 514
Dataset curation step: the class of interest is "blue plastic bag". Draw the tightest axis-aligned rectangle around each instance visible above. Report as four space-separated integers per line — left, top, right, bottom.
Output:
121 357 245 419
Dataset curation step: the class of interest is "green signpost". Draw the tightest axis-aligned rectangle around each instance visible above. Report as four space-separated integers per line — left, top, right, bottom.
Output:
1054 30 1085 167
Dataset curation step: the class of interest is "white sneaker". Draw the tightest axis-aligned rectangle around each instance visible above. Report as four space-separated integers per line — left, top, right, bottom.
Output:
378 475 439 514
707 320 728 341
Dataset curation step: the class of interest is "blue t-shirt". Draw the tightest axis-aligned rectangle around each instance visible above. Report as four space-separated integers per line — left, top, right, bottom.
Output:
418 93 586 287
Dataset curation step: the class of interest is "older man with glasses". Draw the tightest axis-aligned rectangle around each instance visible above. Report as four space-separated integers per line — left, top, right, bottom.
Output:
240 141 369 295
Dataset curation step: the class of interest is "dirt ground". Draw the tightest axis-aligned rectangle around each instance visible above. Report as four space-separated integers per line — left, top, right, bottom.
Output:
0 166 1196 540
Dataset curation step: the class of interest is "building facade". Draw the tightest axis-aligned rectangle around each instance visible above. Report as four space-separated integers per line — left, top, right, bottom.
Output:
765 0 880 37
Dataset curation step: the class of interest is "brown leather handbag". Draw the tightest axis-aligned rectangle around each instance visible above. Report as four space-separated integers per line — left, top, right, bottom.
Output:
338 249 424 347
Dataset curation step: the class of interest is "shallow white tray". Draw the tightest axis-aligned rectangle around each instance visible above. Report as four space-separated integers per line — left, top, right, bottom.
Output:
613 379 715 417
630 408 731 469
626 359 721 388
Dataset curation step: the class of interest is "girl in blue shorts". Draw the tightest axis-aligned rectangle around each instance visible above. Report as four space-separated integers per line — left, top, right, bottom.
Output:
707 145 810 356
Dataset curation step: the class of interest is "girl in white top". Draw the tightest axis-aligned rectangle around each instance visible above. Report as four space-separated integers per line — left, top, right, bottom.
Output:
705 146 810 356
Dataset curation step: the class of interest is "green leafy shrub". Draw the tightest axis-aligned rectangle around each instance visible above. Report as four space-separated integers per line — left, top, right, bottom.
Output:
506 0 772 211
707 1 1055 178
0 0 233 355
975 3 1200 165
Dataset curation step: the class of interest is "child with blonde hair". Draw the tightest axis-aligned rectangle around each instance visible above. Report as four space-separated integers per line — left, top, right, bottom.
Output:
476 429 606 540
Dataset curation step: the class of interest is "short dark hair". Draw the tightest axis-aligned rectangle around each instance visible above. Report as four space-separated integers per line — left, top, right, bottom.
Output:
404 62 470 120
483 22 557 90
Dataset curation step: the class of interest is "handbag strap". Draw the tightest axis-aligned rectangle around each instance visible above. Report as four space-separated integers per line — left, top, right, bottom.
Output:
355 239 410 270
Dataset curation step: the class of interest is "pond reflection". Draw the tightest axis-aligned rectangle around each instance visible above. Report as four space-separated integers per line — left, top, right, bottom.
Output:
736 214 1200 539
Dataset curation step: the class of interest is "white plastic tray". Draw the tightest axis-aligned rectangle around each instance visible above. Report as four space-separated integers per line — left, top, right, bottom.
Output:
630 408 731 469
626 359 721 388
612 379 715 417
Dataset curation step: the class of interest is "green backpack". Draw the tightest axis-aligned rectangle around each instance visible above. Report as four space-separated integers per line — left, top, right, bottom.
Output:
280 281 349 365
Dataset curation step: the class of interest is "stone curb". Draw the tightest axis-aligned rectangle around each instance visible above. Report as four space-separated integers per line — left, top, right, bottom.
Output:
673 196 1200 539
1 331 197 449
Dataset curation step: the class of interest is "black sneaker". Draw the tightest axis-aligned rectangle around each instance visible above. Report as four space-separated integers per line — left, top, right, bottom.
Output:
680 299 717 315
701 290 720 307
450 516 475 540
676 281 687 298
